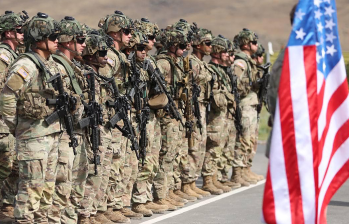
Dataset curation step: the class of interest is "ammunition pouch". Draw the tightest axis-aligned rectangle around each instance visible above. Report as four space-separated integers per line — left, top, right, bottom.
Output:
212 91 227 110
148 93 168 110
18 92 56 119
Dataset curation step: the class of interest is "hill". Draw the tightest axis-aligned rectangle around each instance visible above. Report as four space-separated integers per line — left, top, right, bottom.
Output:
2 0 349 51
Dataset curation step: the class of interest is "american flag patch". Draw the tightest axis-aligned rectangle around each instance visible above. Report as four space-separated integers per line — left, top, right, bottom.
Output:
0 54 10 64
17 67 29 80
107 58 114 67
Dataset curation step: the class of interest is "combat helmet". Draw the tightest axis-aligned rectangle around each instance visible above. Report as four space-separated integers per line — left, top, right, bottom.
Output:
251 44 265 59
162 27 189 50
192 28 213 46
128 30 149 50
99 10 133 34
235 28 258 47
134 18 159 37
24 12 59 45
211 34 230 54
173 19 197 43
0 10 28 34
57 16 86 43
82 30 108 56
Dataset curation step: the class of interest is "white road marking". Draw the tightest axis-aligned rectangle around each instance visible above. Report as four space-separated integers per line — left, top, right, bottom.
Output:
140 180 266 224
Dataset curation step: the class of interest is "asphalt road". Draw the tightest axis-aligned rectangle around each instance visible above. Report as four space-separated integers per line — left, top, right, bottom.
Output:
1 144 348 224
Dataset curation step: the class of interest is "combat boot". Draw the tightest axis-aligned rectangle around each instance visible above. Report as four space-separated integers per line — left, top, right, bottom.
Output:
78 216 96 224
95 212 115 224
242 167 258 184
182 183 203 199
104 208 131 223
212 173 232 193
202 176 224 195
231 167 250 187
154 198 177 211
120 207 143 220
190 181 211 197
169 189 188 203
173 189 197 202
144 201 168 214
89 215 102 224
132 203 153 217
247 167 265 181
221 180 241 189
166 196 185 208
1 204 14 218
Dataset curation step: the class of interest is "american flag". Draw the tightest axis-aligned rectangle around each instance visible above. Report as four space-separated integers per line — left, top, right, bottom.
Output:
262 0 349 223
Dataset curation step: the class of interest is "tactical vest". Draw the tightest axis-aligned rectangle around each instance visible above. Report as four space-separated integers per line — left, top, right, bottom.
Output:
110 47 127 82
15 53 58 120
234 52 253 85
52 54 82 95
0 44 17 59
0 45 17 92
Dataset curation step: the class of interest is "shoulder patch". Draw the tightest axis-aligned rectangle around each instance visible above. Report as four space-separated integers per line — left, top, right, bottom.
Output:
236 61 245 69
0 54 10 64
107 57 115 67
16 66 30 80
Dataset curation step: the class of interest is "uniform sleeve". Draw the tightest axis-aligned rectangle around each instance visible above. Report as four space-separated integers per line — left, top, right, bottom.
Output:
157 59 171 85
0 59 35 134
234 59 250 98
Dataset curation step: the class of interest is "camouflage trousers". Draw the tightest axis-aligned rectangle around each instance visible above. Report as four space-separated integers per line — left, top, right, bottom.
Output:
78 127 113 217
181 102 207 184
133 111 161 203
249 119 260 163
105 128 125 211
218 114 237 182
0 132 17 206
48 133 87 224
202 107 229 177
173 128 188 190
153 114 182 199
14 133 60 224
235 105 258 167
122 141 138 207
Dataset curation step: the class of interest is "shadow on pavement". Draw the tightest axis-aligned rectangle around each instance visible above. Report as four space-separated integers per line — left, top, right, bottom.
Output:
328 200 349 207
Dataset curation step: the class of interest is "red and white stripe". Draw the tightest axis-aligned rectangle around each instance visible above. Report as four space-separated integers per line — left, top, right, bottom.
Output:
262 46 349 224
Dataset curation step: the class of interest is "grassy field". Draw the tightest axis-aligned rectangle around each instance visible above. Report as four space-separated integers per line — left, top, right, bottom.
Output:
258 51 349 142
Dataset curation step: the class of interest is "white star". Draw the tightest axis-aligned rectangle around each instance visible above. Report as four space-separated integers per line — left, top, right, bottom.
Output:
295 9 306 20
325 19 336 30
323 62 326 71
295 28 306 40
317 22 324 32
324 6 335 17
316 42 320 46
320 36 325 45
315 10 323 20
326 32 337 43
322 49 326 57
316 51 322 63
323 0 331 3
314 0 322 8
326 44 337 56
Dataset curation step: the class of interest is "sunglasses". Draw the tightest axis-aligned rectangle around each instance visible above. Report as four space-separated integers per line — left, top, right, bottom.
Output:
48 33 58 42
147 35 155 41
178 43 187 50
16 28 23 34
137 45 146 52
76 37 86 44
122 29 131 35
98 50 108 57
229 52 235 56
204 41 211 46
250 41 258 45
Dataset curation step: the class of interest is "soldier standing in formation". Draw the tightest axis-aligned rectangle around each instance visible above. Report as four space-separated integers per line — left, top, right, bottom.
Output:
0 10 268 224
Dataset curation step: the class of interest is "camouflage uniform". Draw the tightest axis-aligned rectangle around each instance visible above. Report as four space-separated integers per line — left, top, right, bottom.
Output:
0 11 26 207
0 13 65 223
233 29 260 184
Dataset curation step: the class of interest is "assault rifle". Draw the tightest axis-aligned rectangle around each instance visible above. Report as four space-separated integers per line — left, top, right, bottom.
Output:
128 52 149 166
78 72 103 175
256 62 271 114
227 67 243 135
143 59 185 127
96 74 141 162
206 73 216 124
190 61 202 135
45 73 78 155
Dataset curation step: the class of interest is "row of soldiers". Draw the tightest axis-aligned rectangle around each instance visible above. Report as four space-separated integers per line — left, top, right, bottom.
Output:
0 9 269 224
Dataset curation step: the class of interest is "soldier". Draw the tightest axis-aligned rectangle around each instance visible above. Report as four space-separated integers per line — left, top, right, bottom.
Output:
0 10 27 218
201 35 233 194
180 27 214 196
131 19 171 216
0 12 67 223
48 16 88 224
232 29 261 185
152 27 194 208
97 10 139 222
